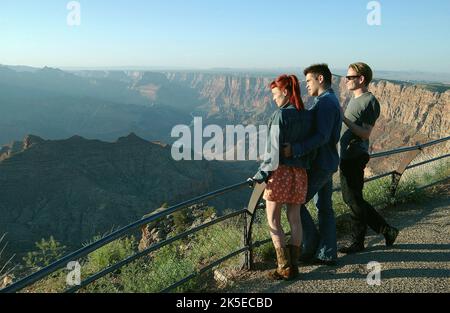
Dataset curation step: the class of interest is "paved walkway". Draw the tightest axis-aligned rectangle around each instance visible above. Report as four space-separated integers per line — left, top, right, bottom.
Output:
228 183 450 293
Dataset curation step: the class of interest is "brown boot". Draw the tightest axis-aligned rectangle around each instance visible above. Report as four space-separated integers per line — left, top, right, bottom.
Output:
288 244 300 278
268 247 293 280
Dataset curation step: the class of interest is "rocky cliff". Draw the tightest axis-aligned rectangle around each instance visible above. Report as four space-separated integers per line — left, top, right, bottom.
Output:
165 72 274 125
0 134 216 255
165 72 449 151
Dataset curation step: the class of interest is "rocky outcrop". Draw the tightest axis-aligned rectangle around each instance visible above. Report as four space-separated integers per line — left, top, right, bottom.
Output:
372 81 449 140
0 275 13 289
138 203 216 252
0 135 46 161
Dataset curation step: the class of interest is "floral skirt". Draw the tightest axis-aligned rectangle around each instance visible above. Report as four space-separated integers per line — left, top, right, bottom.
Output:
263 165 308 204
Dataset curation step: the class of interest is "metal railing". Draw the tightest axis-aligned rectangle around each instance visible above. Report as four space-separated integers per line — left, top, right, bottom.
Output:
2 182 251 293
1 136 449 293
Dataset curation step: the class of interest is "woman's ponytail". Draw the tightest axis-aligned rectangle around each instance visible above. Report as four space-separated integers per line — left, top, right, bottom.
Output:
289 75 304 111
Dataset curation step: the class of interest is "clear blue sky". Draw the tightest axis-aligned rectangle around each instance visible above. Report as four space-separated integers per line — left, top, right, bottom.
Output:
1 0 449 72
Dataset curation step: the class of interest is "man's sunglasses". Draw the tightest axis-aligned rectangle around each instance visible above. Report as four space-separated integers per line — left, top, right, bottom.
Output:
345 75 361 80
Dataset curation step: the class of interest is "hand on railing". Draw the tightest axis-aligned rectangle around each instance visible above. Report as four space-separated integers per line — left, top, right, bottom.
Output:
248 172 268 187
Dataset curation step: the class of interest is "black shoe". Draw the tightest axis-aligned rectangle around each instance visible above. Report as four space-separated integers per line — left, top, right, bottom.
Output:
383 226 399 246
338 242 364 254
313 258 337 266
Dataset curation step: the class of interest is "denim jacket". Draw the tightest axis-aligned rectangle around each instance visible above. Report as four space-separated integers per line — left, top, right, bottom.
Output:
253 104 317 183
291 88 342 172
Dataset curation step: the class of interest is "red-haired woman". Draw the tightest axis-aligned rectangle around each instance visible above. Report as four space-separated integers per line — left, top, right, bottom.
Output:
251 75 317 280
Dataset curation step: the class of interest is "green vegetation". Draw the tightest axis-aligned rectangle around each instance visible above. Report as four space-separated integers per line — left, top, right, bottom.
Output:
173 210 190 234
202 206 216 220
23 236 66 270
84 236 136 273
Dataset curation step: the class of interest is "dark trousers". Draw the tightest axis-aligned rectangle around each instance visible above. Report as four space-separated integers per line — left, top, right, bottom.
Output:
339 154 388 244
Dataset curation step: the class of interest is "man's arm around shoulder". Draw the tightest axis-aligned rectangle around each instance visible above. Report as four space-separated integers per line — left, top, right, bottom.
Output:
290 97 341 158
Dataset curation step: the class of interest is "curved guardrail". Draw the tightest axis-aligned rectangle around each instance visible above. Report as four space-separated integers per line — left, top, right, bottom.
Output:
1 136 449 293
1 182 250 293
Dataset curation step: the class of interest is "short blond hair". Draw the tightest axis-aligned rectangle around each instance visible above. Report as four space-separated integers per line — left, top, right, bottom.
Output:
349 62 373 86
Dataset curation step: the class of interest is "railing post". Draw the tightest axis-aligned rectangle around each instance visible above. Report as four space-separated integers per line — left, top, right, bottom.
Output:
389 171 401 204
241 182 266 271
243 211 250 270
389 146 422 202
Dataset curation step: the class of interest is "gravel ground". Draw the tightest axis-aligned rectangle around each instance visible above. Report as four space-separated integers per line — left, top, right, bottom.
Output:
227 183 450 293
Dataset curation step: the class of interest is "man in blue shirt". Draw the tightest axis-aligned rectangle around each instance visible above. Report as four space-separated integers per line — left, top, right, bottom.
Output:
284 64 342 264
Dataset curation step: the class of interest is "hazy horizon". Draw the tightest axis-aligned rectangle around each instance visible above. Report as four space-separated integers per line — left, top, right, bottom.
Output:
1 0 449 73
2 63 450 84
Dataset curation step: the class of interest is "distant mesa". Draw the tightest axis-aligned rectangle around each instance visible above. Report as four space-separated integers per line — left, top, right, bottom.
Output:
116 132 150 144
0 134 169 163
67 135 86 142
40 66 64 73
